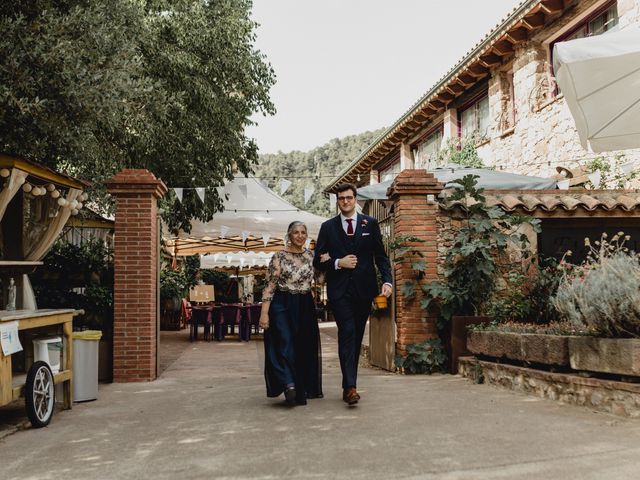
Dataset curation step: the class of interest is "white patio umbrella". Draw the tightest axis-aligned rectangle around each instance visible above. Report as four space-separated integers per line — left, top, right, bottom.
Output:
553 27 640 152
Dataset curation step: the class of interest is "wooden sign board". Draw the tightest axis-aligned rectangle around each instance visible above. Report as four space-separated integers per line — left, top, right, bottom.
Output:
189 285 215 303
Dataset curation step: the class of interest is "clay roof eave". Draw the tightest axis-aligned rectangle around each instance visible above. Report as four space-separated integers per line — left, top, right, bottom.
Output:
325 0 569 192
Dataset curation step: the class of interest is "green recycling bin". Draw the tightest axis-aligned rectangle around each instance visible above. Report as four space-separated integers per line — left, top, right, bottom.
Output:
72 330 102 402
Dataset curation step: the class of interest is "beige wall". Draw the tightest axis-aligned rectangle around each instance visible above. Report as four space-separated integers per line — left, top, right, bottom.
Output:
486 0 640 179
405 0 640 184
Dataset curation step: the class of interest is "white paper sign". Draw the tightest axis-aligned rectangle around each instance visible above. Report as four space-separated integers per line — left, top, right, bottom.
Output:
0 321 23 356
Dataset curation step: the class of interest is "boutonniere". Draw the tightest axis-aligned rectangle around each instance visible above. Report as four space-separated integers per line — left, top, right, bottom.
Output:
360 218 368 228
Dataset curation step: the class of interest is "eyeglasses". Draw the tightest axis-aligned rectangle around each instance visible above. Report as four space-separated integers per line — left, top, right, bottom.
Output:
337 195 354 202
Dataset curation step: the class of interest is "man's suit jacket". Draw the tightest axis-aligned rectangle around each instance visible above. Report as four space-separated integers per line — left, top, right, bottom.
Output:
313 213 392 302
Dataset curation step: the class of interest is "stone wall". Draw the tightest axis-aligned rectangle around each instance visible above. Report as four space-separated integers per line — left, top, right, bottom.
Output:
459 357 640 418
486 0 640 180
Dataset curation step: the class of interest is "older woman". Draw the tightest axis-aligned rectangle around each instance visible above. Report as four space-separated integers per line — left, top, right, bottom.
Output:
260 221 323 406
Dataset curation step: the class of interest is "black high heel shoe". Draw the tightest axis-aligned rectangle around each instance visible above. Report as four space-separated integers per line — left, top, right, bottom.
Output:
284 386 297 405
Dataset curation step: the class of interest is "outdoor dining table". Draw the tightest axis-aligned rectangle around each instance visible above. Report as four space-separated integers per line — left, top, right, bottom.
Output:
189 304 219 342
189 303 262 342
217 303 263 342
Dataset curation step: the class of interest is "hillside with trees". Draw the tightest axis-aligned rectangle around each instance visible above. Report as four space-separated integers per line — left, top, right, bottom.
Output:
254 128 385 217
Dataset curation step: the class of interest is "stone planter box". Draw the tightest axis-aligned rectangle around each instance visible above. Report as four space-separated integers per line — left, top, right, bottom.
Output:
467 331 572 367
569 337 640 376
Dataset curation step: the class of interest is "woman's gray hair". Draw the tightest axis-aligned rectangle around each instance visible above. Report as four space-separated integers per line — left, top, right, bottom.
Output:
286 221 307 245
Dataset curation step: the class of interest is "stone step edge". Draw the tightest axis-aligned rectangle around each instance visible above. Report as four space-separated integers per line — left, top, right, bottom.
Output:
458 356 640 418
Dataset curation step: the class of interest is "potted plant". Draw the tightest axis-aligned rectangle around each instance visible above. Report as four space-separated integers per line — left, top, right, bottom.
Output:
553 232 640 376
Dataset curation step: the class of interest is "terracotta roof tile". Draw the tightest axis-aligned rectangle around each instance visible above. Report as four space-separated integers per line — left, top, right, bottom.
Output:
441 190 640 213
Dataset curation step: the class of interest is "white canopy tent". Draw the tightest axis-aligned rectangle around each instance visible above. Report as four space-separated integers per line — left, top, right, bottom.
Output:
165 176 327 256
200 251 273 270
553 26 640 152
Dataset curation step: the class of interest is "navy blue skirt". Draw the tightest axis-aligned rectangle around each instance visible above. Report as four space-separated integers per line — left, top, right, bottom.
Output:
264 290 323 403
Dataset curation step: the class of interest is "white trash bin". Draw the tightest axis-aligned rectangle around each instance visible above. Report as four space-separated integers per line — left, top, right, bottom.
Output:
72 330 102 402
33 337 62 374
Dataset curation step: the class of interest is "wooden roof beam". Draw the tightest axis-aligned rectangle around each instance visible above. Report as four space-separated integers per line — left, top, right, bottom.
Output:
457 73 476 87
430 98 445 109
467 63 489 78
521 12 545 30
505 28 528 44
448 83 465 95
541 0 564 15
492 40 515 57
478 53 502 68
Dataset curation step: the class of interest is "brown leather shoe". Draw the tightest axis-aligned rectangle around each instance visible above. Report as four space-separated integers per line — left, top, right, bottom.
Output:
343 387 360 405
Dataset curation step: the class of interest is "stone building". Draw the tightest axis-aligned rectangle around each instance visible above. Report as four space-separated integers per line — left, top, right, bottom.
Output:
326 0 640 369
327 0 640 191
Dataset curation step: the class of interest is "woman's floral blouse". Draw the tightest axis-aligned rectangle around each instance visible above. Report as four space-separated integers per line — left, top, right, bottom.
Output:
262 249 316 301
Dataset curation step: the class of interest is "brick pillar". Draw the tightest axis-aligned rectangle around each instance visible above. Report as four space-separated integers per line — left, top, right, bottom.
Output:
106 169 167 382
388 169 444 355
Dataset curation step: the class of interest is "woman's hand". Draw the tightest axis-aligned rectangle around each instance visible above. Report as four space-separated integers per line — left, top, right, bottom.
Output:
259 313 270 330
320 253 331 263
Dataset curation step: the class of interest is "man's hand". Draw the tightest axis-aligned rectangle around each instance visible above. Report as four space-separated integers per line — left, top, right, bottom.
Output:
338 255 358 269
259 314 269 330
380 283 392 298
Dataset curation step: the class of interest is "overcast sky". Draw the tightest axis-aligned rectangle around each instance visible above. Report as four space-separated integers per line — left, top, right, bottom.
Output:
247 0 523 155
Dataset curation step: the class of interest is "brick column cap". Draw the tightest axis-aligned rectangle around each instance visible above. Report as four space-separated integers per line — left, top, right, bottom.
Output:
387 169 444 199
106 169 168 199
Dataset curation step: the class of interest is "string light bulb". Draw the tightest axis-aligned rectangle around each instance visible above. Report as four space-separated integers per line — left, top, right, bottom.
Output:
51 190 60 198
23 184 32 193
46 184 55 191
57 198 67 207
0 168 10 178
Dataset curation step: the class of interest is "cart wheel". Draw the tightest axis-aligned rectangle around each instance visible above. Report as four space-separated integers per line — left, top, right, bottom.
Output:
25 361 55 428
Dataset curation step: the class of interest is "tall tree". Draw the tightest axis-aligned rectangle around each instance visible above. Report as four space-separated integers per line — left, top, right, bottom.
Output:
0 0 275 231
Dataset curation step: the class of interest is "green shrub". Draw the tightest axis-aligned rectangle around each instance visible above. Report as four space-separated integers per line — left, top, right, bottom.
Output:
553 233 640 338
487 257 562 325
32 239 113 332
394 339 447 374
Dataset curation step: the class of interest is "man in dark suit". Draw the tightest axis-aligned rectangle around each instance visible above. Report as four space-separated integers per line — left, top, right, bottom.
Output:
313 183 392 405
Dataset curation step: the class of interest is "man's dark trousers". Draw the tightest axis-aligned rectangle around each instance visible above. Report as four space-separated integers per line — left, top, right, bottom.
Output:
331 282 371 389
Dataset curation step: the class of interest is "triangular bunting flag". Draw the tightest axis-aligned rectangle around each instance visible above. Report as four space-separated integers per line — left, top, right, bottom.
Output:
280 179 292 195
241 230 250 243
304 238 311 249
215 186 226 201
329 193 336 205
173 188 183 203
262 234 270 247
304 186 315 205
195 187 205 203
220 225 230 238
587 170 602 187
557 179 570 189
